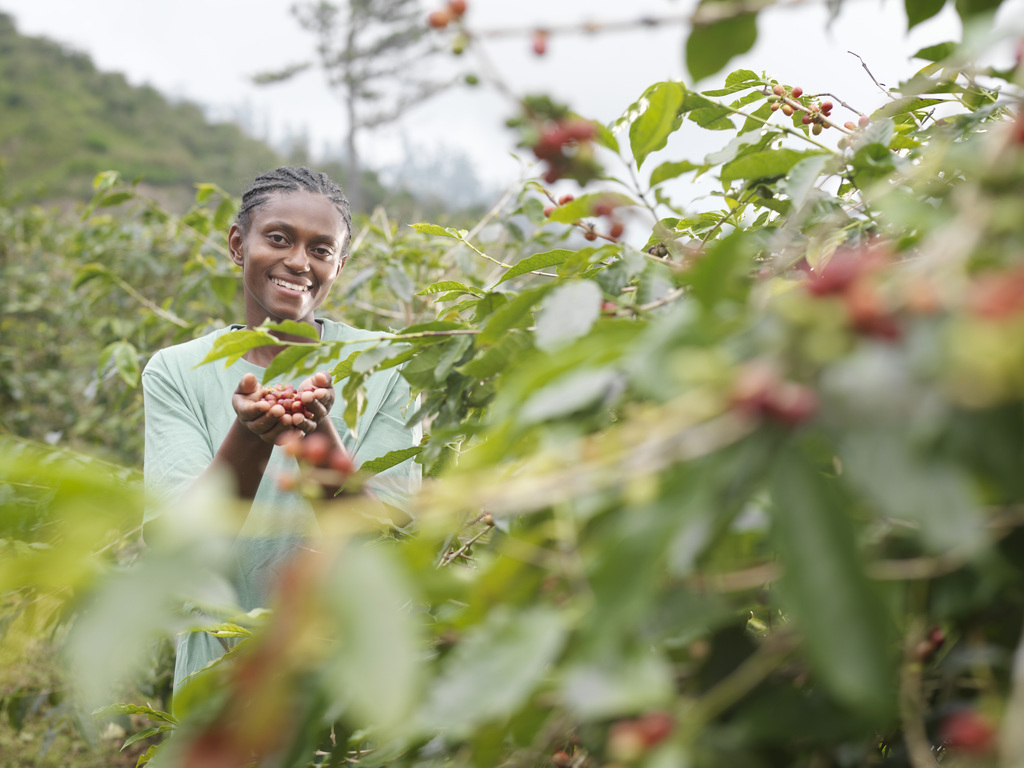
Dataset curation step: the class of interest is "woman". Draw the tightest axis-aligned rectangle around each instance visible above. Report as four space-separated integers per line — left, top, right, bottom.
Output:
141 166 421 695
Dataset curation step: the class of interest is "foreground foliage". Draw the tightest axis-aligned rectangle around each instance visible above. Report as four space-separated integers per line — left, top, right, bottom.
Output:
3 1 1024 767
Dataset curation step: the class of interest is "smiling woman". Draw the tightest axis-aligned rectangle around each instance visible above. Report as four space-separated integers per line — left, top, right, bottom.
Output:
140 166 422 701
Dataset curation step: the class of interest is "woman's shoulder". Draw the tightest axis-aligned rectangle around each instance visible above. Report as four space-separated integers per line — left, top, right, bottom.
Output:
145 325 242 378
319 318 389 343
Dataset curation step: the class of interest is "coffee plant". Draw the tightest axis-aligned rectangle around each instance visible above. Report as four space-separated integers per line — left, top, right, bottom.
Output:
3 0 1024 766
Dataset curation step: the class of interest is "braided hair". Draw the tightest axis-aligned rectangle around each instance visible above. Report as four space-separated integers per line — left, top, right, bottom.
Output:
235 166 353 257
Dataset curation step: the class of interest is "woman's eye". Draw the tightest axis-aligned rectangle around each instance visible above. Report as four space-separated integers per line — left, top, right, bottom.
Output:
313 248 334 259
268 233 287 244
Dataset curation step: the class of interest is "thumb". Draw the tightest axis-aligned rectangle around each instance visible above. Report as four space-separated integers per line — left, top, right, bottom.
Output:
237 372 260 395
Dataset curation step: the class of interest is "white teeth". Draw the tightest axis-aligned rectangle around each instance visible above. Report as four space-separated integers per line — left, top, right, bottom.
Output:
271 277 310 292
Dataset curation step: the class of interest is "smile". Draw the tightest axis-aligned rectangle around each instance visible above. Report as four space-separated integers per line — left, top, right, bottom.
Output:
271 277 312 293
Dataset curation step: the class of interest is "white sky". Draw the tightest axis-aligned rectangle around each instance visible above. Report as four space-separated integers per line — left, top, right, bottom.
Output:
0 0 1020 198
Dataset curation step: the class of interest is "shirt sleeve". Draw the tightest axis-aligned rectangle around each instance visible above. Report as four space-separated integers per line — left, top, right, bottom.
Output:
356 367 423 514
142 355 216 525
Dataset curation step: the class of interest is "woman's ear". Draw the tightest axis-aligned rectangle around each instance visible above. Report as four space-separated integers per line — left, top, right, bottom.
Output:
228 224 245 267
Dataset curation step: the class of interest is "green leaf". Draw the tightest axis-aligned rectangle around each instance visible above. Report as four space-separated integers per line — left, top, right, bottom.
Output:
321 543 422 733
780 154 829 211
99 341 140 388
209 275 237 307
330 349 363 384
629 82 686 169
839 429 985 556
705 128 771 167
213 198 236 230
417 280 484 297
418 607 567 736
871 96 945 120
92 703 178 725
459 332 533 378
92 170 121 192
721 149 827 185
496 249 573 285
548 193 638 224
359 446 423 474
520 368 621 425
770 447 895 717
411 222 466 240
121 725 174 750
686 11 758 83
906 0 947 27
700 68 763 96
72 263 111 290
563 649 674 719
198 329 277 367
194 183 216 204
398 320 466 335
261 344 319 383
685 93 736 130
593 121 620 153
954 0 1002 21
911 41 957 61
97 191 134 208
534 280 603 353
435 334 474 380
258 319 320 340
649 160 701 186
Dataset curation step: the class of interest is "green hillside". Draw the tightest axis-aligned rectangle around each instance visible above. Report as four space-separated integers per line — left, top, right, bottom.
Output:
0 12 282 205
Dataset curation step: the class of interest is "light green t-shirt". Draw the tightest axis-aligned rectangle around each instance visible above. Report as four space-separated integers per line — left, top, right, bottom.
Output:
141 320 421 692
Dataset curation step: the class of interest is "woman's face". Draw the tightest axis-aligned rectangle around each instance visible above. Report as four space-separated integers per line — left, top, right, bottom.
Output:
228 190 349 328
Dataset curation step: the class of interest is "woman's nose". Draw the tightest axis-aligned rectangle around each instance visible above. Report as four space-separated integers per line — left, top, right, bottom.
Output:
283 246 310 272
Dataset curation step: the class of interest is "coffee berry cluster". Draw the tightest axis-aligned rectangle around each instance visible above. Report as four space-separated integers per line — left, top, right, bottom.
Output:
278 432 357 496
543 193 626 241
427 0 467 29
730 361 819 427
261 383 314 421
531 118 599 184
769 84 838 135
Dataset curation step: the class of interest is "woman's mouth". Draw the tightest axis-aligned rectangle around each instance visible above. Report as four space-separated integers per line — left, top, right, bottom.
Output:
271 276 312 293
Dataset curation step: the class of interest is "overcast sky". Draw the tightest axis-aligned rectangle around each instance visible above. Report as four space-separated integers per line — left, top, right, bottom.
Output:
1 0 1019 199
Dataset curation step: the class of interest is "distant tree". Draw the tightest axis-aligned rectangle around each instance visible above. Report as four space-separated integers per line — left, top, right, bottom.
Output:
255 0 451 211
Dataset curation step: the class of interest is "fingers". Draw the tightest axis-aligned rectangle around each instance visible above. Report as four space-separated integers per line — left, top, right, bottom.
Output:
236 372 260 395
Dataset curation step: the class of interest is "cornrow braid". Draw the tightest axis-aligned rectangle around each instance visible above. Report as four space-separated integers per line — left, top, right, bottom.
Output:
235 166 353 257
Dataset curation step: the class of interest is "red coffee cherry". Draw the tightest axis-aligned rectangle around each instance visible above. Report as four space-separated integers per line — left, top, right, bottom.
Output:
531 28 549 55
790 86 803 98
427 9 451 28
329 446 356 476
940 710 996 754
447 0 467 16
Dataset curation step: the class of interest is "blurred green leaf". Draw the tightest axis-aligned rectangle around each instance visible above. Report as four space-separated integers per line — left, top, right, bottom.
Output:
534 280 603 352
770 447 895 717
686 10 758 83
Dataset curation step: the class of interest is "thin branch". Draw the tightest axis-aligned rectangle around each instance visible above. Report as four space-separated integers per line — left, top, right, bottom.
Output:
636 287 686 312
106 271 191 328
900 617 940 768
467 0 813 39
848 51 899 102
439 525 491 566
